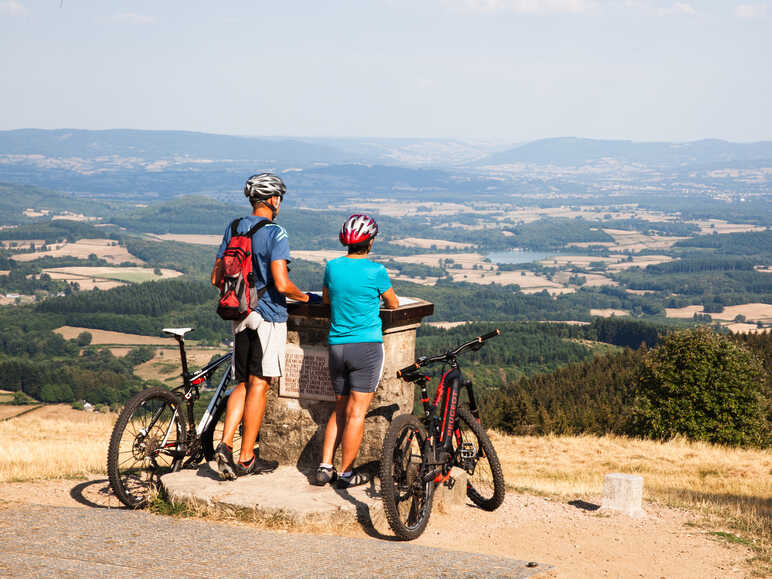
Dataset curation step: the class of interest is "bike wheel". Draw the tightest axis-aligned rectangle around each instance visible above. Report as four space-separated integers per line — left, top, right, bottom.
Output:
107 387 186 508
200 392 243 462
379 414 434 540
454 404 505 511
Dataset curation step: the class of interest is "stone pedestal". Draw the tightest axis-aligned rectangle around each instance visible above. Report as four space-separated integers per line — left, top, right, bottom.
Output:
601 473 645 517
259 298 433 469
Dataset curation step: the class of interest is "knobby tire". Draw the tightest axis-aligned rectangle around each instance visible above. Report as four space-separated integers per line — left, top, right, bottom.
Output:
380 414 434 540
107 387 185 508
455 404 505 511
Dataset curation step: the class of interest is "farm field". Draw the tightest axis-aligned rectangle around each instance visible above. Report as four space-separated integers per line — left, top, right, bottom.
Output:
666 303 772 324
391 237 475 250
42 266 183 286
133 346 227 382
149 233 222 246
11 238 142 264
54 326 184 345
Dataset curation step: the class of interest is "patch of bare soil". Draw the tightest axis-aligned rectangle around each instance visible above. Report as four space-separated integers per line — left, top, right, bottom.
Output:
408 495 751 578
0 481 751 577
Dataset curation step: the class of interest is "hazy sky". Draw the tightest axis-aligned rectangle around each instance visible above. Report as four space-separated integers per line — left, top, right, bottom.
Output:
1 1 770 142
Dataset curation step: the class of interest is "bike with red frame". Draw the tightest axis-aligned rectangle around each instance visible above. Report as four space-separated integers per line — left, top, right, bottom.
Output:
379 329 505 540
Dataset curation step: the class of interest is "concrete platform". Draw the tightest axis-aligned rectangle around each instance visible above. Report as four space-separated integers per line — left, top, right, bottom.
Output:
161 463 468 525
162 463 382 523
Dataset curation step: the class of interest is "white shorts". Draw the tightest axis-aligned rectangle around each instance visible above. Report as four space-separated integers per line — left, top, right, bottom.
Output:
232 310 287 378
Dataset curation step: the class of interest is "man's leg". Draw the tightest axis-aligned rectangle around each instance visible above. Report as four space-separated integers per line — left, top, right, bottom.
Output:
321 395 348 465
238 374 270 464
339 391 375 474
220 382 245 447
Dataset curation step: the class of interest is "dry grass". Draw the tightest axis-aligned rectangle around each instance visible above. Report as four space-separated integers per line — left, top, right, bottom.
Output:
491 432 771 566
0 405 115 482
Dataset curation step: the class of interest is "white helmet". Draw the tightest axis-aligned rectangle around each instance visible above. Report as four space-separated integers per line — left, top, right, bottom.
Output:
243 173 286 200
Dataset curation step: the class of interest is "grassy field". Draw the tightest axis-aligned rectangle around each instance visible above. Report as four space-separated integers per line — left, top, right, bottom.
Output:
0 405 115 482
491 432 771 570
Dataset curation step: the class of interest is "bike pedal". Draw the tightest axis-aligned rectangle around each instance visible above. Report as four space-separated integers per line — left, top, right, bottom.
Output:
460 442 476 460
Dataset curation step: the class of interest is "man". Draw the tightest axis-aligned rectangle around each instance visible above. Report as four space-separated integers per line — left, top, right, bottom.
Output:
211 173 315 479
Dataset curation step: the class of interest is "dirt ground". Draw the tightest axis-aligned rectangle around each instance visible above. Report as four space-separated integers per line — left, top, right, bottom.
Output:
0 479 751 578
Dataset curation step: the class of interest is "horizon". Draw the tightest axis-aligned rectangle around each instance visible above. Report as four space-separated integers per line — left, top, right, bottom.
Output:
2 127 770 146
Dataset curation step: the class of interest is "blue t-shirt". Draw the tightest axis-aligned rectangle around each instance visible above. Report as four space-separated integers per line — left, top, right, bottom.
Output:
217 216 291 323
323 256 392 344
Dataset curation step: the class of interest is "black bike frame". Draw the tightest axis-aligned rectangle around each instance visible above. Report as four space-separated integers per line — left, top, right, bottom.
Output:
166 332 234 442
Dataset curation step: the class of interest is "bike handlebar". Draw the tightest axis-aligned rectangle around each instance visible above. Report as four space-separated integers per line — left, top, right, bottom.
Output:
397 328 500 378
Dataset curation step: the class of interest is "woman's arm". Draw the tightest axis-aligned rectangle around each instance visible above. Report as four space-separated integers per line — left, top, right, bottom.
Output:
271 260 310 302
381 287 399 309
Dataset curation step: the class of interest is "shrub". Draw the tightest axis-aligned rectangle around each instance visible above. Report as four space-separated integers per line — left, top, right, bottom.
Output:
631 327 768 446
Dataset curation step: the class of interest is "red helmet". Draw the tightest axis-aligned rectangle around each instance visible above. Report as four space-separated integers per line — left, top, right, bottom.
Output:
339 214 378 246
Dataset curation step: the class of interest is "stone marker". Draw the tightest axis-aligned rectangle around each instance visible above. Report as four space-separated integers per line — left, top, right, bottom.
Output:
260 298 434 469
601 473 645 517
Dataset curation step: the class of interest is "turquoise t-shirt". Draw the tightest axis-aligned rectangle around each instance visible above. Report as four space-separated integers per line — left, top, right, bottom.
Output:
323 256 392 344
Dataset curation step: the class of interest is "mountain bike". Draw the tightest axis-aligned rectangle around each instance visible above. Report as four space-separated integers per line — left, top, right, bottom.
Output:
107 328 240 508
379 329 505 540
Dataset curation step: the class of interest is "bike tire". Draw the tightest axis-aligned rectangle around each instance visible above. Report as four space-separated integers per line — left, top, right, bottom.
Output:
454 404 505 511
200 393 243 462
379 414 434 540
107 387 186 508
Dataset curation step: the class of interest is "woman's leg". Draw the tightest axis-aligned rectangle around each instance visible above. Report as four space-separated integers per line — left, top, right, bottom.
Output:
339 391 375 474
321 395 348 464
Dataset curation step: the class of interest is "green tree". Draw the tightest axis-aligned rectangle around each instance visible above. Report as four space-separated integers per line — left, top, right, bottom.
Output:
76 331 93 347
631 328 767 446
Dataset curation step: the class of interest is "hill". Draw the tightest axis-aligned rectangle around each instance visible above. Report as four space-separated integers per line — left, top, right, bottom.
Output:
480 137 772 167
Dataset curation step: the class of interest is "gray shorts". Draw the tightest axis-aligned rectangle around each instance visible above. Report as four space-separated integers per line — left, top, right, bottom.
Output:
328 342 385 396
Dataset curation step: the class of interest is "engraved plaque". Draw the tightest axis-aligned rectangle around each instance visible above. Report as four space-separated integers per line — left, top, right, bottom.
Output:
279 343 335 401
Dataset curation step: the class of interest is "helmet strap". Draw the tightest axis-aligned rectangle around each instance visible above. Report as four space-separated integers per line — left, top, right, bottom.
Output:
258 199 278 220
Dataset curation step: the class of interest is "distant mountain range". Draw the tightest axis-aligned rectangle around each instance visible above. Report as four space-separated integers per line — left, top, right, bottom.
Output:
0 129 354 166
0 129 769 202
479 137 772 167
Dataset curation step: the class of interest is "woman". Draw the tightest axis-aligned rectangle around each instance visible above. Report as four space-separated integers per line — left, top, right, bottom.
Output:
312 214 399 488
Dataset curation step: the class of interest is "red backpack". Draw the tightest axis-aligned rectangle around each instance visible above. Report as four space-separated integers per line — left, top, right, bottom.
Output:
216 218 272 320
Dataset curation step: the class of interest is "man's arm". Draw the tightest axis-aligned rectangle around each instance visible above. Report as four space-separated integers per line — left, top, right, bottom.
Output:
381 287 399 309
271 260 310 302
322 287 330 305
211 258 223 287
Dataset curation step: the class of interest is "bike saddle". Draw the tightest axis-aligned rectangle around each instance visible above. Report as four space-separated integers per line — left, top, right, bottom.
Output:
162 327 194 338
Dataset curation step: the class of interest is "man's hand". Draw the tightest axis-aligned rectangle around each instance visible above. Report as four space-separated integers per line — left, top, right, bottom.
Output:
305 292 323 304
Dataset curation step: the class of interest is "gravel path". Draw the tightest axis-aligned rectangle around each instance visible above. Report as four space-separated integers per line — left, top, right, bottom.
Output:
0 504 548 578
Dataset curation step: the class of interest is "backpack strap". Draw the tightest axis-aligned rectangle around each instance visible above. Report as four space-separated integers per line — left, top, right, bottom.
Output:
231 218 272 238
244 219 275 300
246 218 272 237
